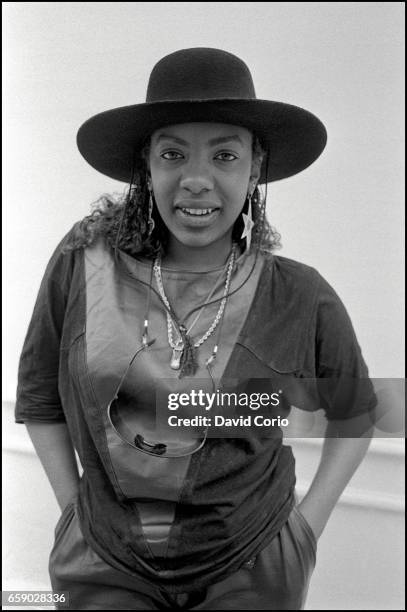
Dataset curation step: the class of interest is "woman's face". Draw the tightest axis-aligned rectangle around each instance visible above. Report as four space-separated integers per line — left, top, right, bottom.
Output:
148 122 261 259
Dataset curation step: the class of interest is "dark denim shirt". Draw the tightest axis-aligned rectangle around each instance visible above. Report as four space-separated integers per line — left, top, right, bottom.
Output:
15 225 374 593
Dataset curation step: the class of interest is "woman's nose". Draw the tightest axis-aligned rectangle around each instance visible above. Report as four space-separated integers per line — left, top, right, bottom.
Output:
179 159 214 193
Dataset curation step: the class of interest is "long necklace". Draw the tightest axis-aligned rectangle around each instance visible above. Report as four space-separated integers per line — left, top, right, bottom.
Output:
153 245 237 371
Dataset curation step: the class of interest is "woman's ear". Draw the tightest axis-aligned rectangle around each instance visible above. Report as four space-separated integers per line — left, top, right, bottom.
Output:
141 141 152 184
249 168 261 195
144 159 152 190
250 152 263 188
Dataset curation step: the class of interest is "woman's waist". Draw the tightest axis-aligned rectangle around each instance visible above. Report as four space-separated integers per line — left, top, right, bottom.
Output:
77 473 297 592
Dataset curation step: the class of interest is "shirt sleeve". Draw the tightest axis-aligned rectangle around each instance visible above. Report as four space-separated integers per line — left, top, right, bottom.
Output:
314 271 377 422
14 226 78 424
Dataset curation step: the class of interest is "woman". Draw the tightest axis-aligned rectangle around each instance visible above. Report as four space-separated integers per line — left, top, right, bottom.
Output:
15 48 376 610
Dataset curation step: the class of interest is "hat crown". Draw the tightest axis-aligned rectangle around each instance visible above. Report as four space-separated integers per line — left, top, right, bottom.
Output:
146 48 257 103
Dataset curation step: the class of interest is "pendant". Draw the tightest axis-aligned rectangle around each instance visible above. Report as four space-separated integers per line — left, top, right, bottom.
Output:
170 347 184 370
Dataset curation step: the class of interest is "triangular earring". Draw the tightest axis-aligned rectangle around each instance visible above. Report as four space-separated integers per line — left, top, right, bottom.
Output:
241 193 254 252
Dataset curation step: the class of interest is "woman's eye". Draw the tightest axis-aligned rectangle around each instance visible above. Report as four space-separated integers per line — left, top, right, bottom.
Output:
215 152 238 161
160 151 238 162
161 151 183 160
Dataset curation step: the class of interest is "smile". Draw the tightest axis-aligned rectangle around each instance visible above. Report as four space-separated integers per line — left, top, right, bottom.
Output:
180 207 217 216
175 207 220 226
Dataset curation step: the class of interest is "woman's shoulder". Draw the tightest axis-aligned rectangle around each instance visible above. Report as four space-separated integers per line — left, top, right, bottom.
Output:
42 220 92 285
52 219 112 260
259 254 342 310
47 219 83 252
265 253 321 286
267 254 349 314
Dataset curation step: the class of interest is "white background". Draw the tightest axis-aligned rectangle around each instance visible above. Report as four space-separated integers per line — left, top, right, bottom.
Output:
3 2 405 399
2 4 405 609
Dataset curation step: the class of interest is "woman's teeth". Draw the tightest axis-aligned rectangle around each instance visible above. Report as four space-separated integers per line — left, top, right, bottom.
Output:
180 208 215 216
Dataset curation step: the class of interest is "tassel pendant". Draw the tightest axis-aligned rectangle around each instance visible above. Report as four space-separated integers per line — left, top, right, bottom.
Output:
170 347 183 370
178 326 198 378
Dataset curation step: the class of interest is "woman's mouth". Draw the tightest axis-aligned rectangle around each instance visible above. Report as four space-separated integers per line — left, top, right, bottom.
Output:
175 206 220 225
180 207 216 216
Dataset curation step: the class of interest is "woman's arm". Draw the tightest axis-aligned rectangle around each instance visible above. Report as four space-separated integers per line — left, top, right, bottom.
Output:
25 421 81 511
297 419 374 540
301 269 378 540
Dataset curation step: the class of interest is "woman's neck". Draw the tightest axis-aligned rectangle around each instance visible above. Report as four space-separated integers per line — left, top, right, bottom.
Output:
163 236 236 271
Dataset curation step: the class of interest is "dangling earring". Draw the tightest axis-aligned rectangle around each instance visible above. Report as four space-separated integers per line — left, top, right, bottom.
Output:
147 188 155 237
240 192 255 252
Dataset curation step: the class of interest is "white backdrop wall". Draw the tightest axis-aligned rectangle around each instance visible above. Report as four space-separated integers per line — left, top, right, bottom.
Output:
3 3 405 610
3 2 405 398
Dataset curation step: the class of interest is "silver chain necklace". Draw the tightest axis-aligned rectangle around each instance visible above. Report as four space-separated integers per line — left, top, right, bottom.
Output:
153 246 237 370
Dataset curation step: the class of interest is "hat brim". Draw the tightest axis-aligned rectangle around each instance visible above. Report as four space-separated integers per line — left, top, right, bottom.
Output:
76 99 327 183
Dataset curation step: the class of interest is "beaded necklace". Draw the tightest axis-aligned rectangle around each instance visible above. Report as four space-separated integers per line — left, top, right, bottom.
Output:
153 244 237 375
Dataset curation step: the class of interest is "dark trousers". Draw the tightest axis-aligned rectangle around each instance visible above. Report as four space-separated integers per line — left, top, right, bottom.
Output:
49 499 317 610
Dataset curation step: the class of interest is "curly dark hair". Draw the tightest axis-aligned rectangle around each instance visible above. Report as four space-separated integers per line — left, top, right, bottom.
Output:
65 135 281 258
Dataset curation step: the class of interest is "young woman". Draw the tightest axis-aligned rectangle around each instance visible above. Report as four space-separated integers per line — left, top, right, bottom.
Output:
15 48 375 610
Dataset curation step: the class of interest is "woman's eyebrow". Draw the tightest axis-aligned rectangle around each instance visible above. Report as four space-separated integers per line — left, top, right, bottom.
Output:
155 134 244 146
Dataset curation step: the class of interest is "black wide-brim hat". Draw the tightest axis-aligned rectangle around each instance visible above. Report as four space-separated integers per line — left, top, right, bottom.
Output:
77 48 327 183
